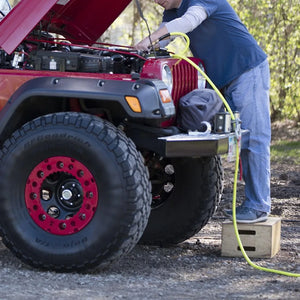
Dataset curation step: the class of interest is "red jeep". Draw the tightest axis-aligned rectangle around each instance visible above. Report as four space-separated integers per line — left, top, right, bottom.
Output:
0 0 229 271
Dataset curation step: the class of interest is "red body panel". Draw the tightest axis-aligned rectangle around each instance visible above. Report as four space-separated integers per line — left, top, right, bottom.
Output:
0 70 133 111
0 0 132 54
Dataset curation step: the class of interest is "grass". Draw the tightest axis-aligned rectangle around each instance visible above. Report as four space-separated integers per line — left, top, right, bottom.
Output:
270 140 300 164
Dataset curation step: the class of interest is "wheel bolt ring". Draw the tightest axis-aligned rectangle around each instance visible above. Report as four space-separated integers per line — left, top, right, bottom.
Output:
25 156 98 235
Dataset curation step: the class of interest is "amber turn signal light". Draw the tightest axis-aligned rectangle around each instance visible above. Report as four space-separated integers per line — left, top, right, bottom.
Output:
125 96 142 113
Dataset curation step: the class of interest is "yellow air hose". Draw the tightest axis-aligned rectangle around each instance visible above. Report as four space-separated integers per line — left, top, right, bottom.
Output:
166 32 300 277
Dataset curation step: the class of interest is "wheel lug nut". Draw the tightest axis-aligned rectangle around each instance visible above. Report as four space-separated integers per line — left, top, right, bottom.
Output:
39 214 46 221
38 171 44 178
59 222 67 229
165 164 175 175
80 214 86 220
78 170 84 177
30 193 37 200
57 162 64 169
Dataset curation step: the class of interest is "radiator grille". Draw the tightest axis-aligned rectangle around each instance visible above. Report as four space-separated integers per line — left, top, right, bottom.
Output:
171 60 198 107
161 59 199 127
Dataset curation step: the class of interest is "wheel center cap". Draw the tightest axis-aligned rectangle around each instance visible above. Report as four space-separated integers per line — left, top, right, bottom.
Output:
62 189 73 200
58 180 83 209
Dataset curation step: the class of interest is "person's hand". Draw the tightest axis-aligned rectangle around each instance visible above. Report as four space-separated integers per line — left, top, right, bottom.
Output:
135 26 169 51
134 38 151 51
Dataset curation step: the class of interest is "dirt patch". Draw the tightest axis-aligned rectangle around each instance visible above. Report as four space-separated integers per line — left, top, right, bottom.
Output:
0 121 299 299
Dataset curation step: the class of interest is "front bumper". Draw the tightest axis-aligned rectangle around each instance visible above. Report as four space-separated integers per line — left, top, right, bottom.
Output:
159 130 249 157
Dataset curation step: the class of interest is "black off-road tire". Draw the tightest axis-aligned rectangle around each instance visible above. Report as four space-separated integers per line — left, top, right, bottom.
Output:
140 155 223 245
0 112 151 272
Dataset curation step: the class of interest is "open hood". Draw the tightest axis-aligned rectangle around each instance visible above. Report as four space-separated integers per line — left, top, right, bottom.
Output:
0 0 132 54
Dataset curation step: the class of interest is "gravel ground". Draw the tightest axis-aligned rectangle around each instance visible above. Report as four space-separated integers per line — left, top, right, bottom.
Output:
0 121 299 300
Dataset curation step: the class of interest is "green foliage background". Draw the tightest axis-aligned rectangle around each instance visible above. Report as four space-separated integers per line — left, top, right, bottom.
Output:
8 0 300 122
230 0 300 122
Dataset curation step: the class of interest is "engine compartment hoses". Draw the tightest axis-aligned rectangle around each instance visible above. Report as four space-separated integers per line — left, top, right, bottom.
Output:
169 32 300 277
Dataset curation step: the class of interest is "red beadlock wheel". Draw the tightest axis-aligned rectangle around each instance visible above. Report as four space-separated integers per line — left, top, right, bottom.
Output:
0 112 151 272
25 156 98 235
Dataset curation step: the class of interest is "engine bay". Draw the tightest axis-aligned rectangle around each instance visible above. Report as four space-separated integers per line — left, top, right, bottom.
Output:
0 31 169 75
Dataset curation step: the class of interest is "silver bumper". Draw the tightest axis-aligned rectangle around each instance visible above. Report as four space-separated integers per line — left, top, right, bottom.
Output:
159 130 249 157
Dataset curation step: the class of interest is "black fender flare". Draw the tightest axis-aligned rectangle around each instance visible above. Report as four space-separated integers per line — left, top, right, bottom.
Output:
0 76 174 143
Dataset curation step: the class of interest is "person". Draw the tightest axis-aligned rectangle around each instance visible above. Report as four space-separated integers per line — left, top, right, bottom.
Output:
135 0 271 223
0 0 11 21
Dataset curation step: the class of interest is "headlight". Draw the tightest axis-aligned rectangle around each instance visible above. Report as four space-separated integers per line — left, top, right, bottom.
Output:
197 62 206 89
162 65 173 94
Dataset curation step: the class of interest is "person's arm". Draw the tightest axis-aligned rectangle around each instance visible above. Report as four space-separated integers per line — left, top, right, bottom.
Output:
135 6 207 51
0 0 11 21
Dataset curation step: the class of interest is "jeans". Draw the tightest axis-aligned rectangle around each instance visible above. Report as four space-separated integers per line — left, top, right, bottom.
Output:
223 59 271 213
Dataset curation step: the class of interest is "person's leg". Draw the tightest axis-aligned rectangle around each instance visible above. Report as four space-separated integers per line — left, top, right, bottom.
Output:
224 59 271 216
